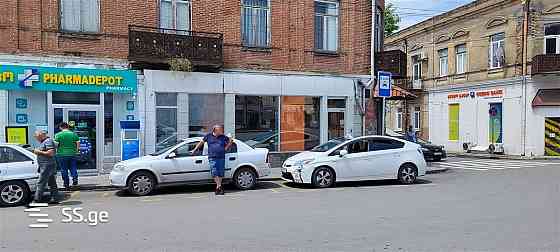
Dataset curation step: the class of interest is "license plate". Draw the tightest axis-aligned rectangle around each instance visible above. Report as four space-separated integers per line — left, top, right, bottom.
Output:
434 152 442 156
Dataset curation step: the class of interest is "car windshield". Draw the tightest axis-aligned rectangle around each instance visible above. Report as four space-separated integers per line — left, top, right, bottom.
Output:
310 138 344 152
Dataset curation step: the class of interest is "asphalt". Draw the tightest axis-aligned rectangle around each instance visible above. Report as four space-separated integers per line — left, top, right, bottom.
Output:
1 158 560 252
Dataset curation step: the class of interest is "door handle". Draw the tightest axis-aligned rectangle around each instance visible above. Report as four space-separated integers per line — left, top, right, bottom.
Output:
195 160 203 164
229 157 236 161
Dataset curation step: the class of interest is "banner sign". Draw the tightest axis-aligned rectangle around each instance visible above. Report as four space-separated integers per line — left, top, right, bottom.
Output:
0 65 137 93
448 89 504 100
5 126 28 145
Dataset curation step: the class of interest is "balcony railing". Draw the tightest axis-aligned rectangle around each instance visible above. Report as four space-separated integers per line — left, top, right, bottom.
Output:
128 25 223 69
376 50 407 79
532 54 560 75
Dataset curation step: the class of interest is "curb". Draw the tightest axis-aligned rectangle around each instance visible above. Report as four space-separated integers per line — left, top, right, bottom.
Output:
449 153 560 160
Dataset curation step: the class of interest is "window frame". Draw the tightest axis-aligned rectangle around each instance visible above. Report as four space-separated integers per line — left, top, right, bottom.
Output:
544 23 560 54
412 56 422 81
314 0 340 53
241 0 271 48
155 93 178 151
413 106 421 131
455 44 468 75
159 0 192 32
438 48 449 77
489 33 505 69
59 0 101 34
396 108 403 132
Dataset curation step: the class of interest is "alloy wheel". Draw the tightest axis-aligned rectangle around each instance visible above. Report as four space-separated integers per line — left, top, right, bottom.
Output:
236 170 255 189
400 166 417 184
1 184 24 204
132 175 153 195
315 169 333 187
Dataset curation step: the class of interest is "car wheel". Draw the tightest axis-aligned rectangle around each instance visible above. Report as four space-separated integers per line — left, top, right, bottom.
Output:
127 171 156 196
0 181 30 207
233 167 257 190
312 167 335 188
398 164 418 185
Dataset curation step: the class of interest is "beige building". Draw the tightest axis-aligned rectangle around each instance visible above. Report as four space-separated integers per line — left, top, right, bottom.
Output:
383 0 560 156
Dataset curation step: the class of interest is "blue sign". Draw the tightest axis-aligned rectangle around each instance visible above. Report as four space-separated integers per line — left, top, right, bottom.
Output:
126 101 135 111
0 65 137 93
15 114 28 124
15 98 27 109
126 115 135 120
378 71 392 98
122 139 140 161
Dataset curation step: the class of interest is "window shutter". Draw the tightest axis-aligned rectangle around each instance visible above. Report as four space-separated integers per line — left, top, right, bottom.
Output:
80 0 99 32
61 0 80 32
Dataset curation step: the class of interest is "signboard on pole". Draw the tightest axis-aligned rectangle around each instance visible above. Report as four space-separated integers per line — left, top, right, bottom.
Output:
378 71 392 98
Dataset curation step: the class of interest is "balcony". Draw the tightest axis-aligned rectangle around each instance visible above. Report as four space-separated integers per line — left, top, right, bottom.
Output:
532 54 560 75
128 25 223 69
376 50 407 79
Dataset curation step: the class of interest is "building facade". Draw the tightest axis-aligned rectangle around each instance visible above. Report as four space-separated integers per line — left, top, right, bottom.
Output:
0 0 383 172
384 0 560 156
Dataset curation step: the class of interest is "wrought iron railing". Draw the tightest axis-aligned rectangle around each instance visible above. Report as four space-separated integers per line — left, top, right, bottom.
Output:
128 25 223 68
532 54 560 75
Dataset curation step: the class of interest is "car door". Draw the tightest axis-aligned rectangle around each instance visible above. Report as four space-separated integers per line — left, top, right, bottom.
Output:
0 147 37 181
331 139 371 179
224 142 238 179
157 142 210 183
367 138 406 177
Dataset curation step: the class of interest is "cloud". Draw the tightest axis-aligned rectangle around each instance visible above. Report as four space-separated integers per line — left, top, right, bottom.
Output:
387 0 472 30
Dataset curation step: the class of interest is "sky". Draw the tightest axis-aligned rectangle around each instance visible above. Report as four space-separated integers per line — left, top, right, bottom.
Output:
387 0 473 30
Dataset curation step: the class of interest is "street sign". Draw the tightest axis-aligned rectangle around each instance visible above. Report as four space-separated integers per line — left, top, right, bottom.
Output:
378 71 392 98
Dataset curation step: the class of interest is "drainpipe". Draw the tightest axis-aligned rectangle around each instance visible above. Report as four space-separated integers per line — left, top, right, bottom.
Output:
370 0 377 135
521 0 530 156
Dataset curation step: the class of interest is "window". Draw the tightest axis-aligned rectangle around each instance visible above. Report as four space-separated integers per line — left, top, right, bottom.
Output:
280 97 321 151
346 139 370 154
449 104 460 141
412 56 422 81
315 0 339 52
60 0 100 33
189 94 224 137
489 33 505 69
104 93 113 156
242 0 270 48
0 147 31 163
438 49 448 77
456 44 467 74
396 108 403 131
235 96 278 151
413 106 421 131
369 138 405 151
160 0 191 33
545 23 560 54
328 98 345 140
174 142 200 157
156 93 178 151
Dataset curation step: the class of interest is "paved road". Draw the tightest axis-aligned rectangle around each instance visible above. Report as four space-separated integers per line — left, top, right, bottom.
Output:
1 158 560 252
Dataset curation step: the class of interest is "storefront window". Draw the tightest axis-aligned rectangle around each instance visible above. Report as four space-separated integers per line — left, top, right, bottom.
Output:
104 93 113 156
189 94 224 137
156 93 178 151
328 98 345 140
52 92 100 104
235 96 279 151
280 97 320 151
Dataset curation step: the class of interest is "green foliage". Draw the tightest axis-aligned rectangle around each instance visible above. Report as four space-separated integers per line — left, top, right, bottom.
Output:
384 3 400 36
169 58 193 72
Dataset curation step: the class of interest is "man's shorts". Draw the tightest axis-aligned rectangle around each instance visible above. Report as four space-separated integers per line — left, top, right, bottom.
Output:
209 158 225 177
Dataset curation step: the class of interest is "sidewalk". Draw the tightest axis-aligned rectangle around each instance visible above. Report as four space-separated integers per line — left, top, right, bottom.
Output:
448 152 560 160
58 165 448 191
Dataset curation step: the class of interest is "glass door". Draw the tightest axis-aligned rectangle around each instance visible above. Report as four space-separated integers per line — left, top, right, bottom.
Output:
53 106 101 171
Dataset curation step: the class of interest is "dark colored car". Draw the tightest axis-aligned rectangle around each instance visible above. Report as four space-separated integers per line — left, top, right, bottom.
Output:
387 131 447 162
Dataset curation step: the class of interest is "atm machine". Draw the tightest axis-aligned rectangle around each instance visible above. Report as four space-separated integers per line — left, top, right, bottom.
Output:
120 120 141 161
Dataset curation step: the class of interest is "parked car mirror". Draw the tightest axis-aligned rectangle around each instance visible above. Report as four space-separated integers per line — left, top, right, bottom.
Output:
167 152 177 159
339 149 348 157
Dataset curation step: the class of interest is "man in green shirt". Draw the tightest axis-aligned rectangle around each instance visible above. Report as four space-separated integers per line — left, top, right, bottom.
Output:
54 122 80 188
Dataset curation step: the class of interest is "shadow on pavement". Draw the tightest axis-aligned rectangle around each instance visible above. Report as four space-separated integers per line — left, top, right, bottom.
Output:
115 181 282 197
282 179 432 189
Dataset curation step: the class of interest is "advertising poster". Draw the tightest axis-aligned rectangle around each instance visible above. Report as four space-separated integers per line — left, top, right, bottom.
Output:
5 126 28 145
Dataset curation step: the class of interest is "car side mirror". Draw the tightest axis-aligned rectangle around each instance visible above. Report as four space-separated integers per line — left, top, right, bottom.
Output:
167 152 177 159
339 149 348 157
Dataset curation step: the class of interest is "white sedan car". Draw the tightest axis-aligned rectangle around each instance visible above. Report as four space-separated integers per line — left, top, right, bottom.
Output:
111 137 271 196
281 136 427 188
0 144 38 207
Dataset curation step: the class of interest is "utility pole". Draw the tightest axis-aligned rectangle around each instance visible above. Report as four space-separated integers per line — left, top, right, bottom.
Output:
371 0 382 135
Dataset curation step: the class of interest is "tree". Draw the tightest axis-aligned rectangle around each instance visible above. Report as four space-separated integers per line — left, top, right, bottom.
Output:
384 3 400 36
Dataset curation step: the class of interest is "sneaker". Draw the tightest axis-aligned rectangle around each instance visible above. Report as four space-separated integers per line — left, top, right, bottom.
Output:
63 183 70 189
214 188 220 195
218 187 225 195
72 180 78 186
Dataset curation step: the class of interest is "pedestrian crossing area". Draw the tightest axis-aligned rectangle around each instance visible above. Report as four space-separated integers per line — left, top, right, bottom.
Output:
429 159 556 171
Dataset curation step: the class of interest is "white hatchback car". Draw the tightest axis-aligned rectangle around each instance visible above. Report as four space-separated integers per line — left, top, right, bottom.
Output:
281 136 427 188
0 144 38 207
110 138 271 196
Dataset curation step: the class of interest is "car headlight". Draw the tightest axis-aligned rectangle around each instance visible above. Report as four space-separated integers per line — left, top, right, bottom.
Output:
113 164 127 172
295 158 315 167
421 147 429 153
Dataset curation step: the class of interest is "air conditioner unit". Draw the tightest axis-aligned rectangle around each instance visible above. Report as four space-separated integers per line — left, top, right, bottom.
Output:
412 79 423 89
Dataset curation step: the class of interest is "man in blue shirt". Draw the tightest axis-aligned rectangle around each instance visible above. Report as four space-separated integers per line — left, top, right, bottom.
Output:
405 125 417 143
192 125 232 195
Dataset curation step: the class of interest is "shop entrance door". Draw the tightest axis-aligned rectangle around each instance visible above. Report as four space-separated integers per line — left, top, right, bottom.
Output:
545 117 560 156
53 106 102 171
